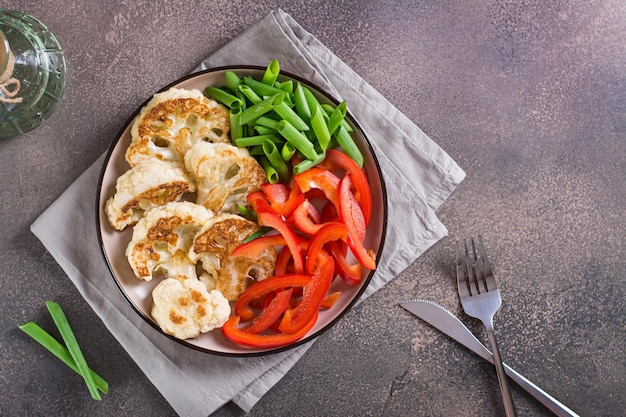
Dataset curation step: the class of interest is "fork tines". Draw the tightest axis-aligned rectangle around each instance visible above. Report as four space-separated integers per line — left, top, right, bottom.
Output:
456 235 495 297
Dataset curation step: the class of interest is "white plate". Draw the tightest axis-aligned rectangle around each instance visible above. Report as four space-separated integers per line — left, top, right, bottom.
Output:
96 66 388 356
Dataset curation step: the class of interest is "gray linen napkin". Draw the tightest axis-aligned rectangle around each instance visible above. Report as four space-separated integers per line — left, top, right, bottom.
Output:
31 9 464 417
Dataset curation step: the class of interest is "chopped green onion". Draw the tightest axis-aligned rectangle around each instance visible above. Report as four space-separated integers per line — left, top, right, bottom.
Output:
19 321 108 394
262 59 280 86
46 301 101 401
225 71 241 93
238 205 258 222
205 86 242 109
243 226 274 243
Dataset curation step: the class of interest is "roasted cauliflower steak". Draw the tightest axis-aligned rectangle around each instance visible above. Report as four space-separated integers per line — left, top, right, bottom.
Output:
184 142 267 214
126 201 214 282
125 88 230 166
190 214 277 301
105 159 194 231
151 277 230 340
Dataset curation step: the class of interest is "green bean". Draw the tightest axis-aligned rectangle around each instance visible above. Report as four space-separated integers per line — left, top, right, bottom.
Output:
293 151 327 174
276 120 317 160
238 84 262 104
262 139 290 182
205 86 242 109
273 101 310 131
235 134 281 148
294 82 312 123
19 322 109 394
239 94 283 126
243 77 293 106
258 156 280 183
46 301 101 401
229 107 243 143
310 103 331 151
281 142 296 161
262 59 280 86
225 71 241 93
335 125 364 167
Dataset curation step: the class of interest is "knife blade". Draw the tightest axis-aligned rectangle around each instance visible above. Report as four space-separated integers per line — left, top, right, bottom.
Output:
400 299 579 417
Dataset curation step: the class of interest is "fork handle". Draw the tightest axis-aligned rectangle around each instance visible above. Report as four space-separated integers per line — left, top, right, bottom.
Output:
486 324 518 417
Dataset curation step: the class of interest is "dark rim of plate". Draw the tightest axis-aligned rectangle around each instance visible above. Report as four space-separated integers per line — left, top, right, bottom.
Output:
95 65 388 357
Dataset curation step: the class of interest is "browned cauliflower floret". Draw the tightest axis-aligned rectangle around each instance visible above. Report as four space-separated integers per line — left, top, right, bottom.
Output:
184 142 267 214
151 277 230 340
189 213 277 301
105 159 194 231
126 201 213 281
125 88 230 166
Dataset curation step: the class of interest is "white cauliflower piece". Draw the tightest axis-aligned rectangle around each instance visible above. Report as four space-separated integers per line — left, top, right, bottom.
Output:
151 277 230 340
190 214 277 301
126 201 213 281
125 88 230 166
184 142 267 214
105 159 195 231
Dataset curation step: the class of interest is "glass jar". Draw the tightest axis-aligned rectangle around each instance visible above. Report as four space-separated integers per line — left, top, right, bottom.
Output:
0 9 66 139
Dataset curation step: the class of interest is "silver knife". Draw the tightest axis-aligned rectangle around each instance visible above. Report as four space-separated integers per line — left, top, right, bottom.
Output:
400 299 579 417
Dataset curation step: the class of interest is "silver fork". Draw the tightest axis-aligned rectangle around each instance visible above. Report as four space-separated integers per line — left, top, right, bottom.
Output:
456 235 517 417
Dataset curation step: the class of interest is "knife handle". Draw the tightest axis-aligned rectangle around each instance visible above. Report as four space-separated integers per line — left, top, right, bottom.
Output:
503 362 579 417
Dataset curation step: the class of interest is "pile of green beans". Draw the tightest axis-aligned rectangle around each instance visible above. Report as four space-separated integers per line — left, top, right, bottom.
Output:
205 59 364 183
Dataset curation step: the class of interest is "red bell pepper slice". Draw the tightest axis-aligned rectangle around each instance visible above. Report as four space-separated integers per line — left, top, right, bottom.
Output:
294 167 341 209
279 249 335 334
261 181 304 218
291 199 324 236
305 222 347 275
221 311 317 349
320 201 340 223
246 190 270 212
275 239 309 276
320 291 342 309
255 199 304 274
320 149 372 226
327 240 363 285
234 274 311 321
241 288 293 335
231 234 286 258
338 175 376 270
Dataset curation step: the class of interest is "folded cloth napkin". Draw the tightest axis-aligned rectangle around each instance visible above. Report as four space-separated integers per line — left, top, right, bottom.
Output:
31 9 464 417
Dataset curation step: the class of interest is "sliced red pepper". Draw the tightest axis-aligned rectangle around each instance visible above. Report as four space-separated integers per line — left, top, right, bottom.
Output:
321 291 342 309
261 181 304 218
338 175 376 270
327 240 363 285
294 167 341 209
320 149 372 226
320 201 340 223
234 274 311 320
231 234 286 258
246 190 270 212
279 249 335 334
305 222 347 275
241 288 293 335
290 199 324 236
221 312 317 349
255 199 304 274
275 239 308 276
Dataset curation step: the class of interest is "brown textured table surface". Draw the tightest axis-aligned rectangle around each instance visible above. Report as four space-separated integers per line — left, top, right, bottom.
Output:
2 1 624 416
